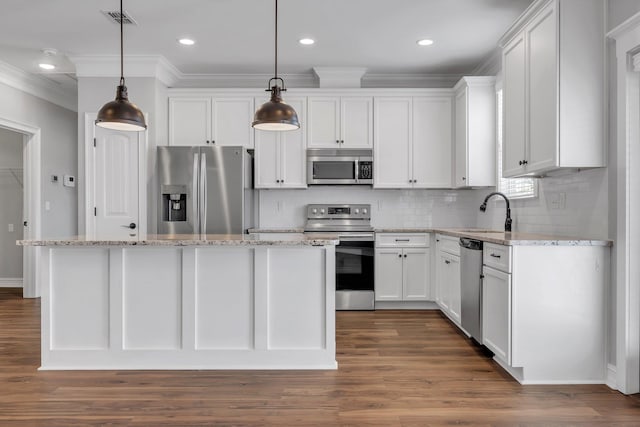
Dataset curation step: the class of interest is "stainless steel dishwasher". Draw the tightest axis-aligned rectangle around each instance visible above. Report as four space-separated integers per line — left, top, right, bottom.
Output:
459 238 483 343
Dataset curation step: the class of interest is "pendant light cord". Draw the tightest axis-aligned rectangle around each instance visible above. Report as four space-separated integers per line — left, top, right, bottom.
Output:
120 0 125 86
274 0 278 81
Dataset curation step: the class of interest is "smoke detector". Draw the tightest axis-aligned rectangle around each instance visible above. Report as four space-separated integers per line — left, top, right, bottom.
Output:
101 10 137 25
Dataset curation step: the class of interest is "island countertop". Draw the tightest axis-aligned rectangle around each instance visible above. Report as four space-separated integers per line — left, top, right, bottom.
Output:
17 233 339 247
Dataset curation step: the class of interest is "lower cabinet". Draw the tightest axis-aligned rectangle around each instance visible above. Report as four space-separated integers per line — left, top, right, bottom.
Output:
435 234 461 325
375 234 430 301
481 265 511 365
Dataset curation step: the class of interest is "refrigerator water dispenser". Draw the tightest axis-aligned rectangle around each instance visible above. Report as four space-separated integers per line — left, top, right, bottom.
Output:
162 185 187 222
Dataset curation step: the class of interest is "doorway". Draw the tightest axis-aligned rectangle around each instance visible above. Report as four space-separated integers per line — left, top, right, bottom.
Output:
0 117 41 298
0 128 24 289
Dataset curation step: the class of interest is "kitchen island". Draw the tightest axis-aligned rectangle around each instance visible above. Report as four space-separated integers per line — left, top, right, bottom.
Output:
19 234 338 370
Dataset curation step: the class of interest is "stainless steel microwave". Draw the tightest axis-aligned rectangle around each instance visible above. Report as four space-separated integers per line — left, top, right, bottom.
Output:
307 149 373 185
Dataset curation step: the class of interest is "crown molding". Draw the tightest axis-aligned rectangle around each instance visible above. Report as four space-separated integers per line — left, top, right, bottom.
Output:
313 67 368 88
607 10 640 40
362 73 461 88
174 73 318 89
498 0 553 47
472 48 501 76
68 54 181 86
0 59 77 112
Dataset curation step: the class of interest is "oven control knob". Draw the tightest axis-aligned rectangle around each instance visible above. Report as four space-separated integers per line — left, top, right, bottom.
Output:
312 208 317 214
320 209 325 214
355 209 360 214
363 208 368 215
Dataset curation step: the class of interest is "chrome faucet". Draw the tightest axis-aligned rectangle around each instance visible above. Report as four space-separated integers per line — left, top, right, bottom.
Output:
479 192 512 232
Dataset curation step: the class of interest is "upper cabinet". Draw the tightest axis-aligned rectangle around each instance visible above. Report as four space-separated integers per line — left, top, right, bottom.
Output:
169 96 255 148
254 97 307 189
307 96 373 148
500 0 605 177
374 95 453 189
454 77 496 188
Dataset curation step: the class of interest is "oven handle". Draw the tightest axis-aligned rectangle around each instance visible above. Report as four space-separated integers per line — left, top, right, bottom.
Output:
338 233 374 242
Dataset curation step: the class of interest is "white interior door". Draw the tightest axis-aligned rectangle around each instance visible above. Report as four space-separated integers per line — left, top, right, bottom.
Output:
93 126 140 239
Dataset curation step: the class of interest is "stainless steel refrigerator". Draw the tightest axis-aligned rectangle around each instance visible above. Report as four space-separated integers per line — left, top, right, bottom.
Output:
157 146 254 235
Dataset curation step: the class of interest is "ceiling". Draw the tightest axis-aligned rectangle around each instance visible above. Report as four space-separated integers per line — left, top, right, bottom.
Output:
0 0 533 82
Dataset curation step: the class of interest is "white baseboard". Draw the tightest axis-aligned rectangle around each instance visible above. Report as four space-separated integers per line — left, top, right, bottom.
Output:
0 278 22 288
606 363 617 390
374 301 439 310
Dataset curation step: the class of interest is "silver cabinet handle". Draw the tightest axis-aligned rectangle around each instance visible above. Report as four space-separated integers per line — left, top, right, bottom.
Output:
395 239 410 242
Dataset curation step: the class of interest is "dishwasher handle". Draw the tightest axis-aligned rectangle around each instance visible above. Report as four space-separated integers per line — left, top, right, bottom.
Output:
459 238 483 250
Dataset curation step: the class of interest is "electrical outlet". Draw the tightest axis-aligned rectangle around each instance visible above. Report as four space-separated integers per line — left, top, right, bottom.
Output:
549 192 566 210
8 224 14 232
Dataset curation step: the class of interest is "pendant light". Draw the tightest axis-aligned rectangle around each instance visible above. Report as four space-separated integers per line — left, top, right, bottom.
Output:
95 0 147 132
252 0 300 131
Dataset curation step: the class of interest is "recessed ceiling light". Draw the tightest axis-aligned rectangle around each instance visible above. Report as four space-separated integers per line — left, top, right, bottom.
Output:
178 38 196 46
299 38 315 45
38 63 56 70
417 39 434 46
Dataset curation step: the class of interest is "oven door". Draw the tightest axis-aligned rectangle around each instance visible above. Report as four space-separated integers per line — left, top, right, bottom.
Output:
335 237 375 310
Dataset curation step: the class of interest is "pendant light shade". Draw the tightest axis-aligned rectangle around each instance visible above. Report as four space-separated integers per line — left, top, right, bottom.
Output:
252 0 299 131
96 0 146 132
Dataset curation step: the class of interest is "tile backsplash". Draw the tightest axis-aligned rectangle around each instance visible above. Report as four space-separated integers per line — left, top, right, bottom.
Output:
258 167 609 240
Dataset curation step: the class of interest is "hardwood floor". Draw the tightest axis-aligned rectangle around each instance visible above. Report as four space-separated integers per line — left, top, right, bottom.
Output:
1 288 639 426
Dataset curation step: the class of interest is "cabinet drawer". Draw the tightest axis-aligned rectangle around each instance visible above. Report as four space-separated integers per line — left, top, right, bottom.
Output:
376 233 429 248
483 243 512 273
436 234 460 256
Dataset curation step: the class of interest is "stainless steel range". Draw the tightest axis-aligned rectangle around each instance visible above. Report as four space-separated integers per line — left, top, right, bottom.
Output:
304 204 374 310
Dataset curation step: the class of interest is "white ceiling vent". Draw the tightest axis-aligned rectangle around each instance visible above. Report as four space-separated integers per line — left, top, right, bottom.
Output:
101 10 137 25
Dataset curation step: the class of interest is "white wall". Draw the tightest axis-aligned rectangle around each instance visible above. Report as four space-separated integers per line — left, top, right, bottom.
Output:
0 128 23 278
0 81 77 239
257 187 482 229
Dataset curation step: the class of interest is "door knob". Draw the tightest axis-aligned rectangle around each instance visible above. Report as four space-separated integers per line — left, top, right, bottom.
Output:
122 223 136 229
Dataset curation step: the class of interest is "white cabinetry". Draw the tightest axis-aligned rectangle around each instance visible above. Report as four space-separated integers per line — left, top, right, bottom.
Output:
254 97 307 189
169 96 255 148
481 241 609 384
435 234 461 325
500 0 605 177
308 96 372 148
374 96 453 189
375 233 430 302
454 77 496 187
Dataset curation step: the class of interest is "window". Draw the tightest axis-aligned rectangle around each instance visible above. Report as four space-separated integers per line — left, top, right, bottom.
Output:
495 89 537 199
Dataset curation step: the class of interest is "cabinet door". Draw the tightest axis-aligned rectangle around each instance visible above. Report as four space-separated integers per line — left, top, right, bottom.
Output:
169 97 211 146
448 254 461 324
374 97 412 188
482 266 511 365
341 97 373 148
402 248 430 301
412 96 452 188
211 97 254 148
254 127 280 188
526 3 557 172
308 97 340 148
454 88 469 187
436 251 450 311
279 98 307 188
375 249 403 301
502 33 527 177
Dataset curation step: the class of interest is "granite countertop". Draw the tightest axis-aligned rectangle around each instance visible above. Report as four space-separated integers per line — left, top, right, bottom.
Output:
17 233 339 247
375 228 612 247
248 228 304 233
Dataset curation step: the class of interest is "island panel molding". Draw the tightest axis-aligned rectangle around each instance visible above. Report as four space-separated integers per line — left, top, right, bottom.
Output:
39 242 336 370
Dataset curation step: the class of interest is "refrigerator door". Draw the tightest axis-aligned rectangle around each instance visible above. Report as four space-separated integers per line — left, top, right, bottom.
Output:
200 146 245 234
157 146 199 235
